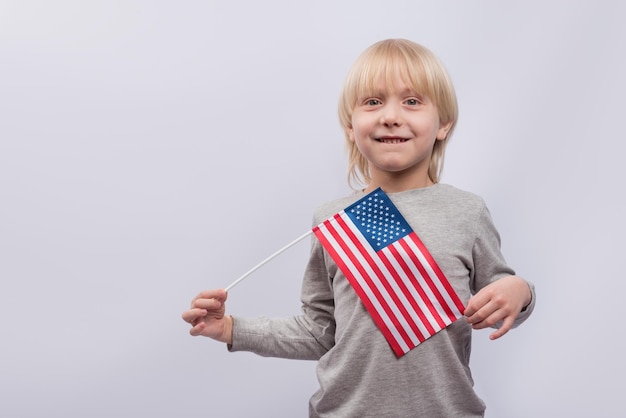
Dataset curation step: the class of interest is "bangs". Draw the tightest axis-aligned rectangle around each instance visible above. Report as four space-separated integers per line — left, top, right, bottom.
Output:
346 43 436 106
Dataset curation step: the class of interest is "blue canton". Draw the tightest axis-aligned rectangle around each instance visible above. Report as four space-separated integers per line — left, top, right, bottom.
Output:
344 188 413 251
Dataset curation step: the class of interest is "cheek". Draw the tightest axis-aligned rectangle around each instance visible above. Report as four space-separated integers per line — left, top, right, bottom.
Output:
351 126 370 144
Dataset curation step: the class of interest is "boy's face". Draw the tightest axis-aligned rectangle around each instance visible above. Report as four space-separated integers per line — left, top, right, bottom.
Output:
348 80 450 190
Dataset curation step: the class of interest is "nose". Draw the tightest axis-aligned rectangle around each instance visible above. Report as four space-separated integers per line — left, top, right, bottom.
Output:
380 103 402 127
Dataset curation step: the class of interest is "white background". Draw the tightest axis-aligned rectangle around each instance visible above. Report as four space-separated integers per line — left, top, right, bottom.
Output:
1 1 624 417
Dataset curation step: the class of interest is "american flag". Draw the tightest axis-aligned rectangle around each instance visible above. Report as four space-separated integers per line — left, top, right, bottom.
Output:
312 188 465 357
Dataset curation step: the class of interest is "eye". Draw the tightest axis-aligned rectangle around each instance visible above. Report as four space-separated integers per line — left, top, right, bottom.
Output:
404 98 421 106
364 98 382 106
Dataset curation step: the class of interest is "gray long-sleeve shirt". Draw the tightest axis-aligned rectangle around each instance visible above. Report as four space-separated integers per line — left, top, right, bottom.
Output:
230 184 536 417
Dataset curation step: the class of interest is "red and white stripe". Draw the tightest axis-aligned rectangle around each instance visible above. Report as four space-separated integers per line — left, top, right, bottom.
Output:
313 211 465 357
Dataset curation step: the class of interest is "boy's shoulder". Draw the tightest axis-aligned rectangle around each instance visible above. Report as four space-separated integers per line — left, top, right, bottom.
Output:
421 183 489 217
312 192 364 223
433 183 486 206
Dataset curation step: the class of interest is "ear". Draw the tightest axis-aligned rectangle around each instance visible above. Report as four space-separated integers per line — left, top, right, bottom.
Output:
436 121 453 141
348 127 355 142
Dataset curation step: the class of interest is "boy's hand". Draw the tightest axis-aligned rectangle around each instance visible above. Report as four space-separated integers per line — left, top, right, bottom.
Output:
181 288 233 344
464 275 531 340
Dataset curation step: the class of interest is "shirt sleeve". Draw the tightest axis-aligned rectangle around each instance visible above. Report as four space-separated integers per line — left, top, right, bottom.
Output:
470 203 536 327
228 233 336 360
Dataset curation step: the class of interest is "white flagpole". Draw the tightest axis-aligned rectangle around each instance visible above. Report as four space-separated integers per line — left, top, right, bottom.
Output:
224 230 313 292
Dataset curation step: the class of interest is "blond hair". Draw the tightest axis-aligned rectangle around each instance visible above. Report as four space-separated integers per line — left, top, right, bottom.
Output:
338 39 458 188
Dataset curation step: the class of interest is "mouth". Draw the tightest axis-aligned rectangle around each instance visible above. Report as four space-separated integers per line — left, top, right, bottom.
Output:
376 136 409 144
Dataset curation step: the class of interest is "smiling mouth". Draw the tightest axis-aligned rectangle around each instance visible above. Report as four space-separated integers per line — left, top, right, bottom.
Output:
377 137 408 144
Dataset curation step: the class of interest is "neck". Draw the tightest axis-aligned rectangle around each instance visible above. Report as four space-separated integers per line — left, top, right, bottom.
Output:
364 173 434 194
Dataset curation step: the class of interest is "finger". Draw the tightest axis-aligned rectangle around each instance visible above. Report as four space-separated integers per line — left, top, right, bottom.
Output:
468 303 508 330
471 319 491 330
464 291 491 318
181 308 207 324
466 301 498 326
489 316 515 340
463 303 476 318
192 298 223 311
189 322 206 337
194 288 228 304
